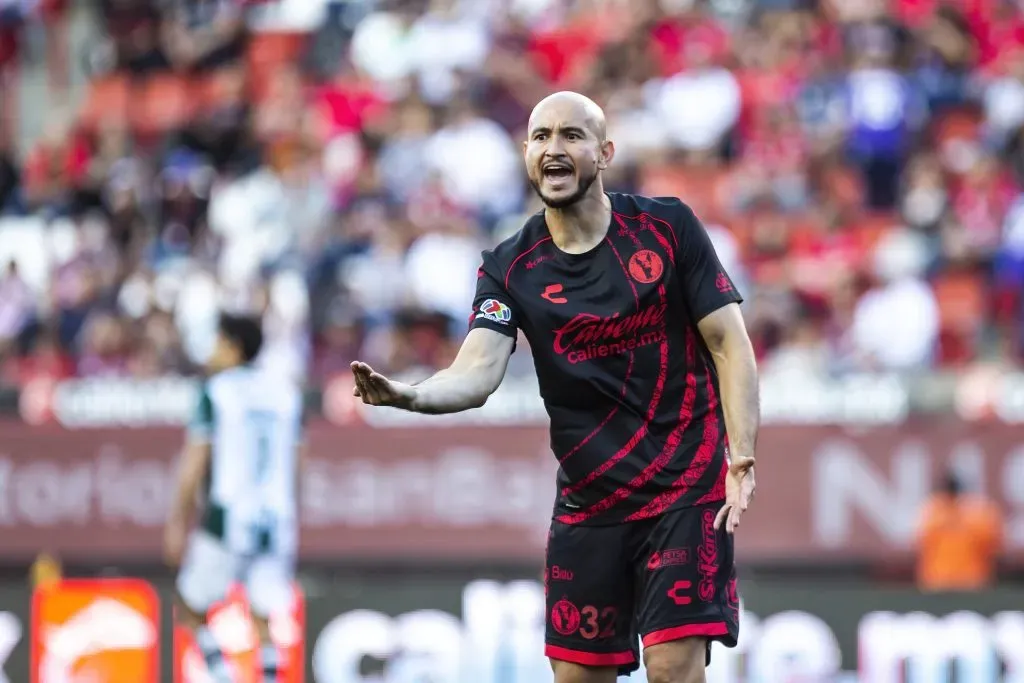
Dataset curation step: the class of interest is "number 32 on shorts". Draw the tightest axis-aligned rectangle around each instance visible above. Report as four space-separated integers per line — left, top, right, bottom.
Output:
551 599 618 640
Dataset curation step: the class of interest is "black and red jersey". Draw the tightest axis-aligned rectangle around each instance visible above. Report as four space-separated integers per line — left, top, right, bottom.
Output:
469 193 743 525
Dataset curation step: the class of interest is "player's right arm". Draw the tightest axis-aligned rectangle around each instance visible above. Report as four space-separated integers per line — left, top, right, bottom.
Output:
352 252 518 414
352 328 514 413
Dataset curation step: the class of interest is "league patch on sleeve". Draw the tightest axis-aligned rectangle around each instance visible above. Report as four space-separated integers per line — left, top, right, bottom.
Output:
476 299 512 324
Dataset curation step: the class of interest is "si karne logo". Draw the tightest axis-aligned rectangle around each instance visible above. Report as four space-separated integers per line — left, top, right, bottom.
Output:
175 582 305 683
31 578 160 683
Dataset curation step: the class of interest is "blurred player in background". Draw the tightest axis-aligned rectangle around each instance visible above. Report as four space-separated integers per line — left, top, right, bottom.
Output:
351 92 759 683
165 312 304 683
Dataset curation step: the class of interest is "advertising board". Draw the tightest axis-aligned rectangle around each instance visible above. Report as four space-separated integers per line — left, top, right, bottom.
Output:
302 577 1024 683
0 575 1018 682
0 420 1021 567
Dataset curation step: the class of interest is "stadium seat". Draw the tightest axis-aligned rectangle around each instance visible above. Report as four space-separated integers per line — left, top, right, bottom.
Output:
933 270 987 365
855 212 899 255
246 31 307 102
638 165 730 222
78 75 131 131
130 75 195 136
194 66 248 112
934 271 986 332
931 106 983 149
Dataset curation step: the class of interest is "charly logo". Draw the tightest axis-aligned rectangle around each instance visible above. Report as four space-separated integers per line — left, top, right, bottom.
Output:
552 304 667 364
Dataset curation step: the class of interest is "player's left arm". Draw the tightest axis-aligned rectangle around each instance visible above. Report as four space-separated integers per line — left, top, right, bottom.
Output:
697 304 760 467
673 200 759 532
169 439 212 531
165 438 210 568
165 385 214 567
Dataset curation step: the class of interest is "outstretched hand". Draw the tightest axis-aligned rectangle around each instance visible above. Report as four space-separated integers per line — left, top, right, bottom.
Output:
351 361 416 409
713 455 756 534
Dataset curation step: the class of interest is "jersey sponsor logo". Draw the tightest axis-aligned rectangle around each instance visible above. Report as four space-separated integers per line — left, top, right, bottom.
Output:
541 284 567 304
31 578 160 683
698 509 719 602
553 304 667 364
525 255 552 270
647 548 690 571
476 299 512 325
715 272 733 293
548 565 574 582
628 250 664 284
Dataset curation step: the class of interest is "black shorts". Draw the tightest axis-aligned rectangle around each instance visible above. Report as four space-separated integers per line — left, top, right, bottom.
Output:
543 500 739 675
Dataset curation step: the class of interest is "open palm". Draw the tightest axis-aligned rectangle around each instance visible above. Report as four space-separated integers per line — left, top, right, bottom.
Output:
350 361 416 408
714 455 756 534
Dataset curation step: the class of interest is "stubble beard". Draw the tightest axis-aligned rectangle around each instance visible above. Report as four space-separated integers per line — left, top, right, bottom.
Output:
530 169 598 210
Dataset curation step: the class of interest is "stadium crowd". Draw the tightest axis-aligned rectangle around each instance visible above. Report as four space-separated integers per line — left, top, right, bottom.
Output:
1 0 1023 389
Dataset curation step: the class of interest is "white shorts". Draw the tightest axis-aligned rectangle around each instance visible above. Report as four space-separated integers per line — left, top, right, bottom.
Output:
176 530 295 618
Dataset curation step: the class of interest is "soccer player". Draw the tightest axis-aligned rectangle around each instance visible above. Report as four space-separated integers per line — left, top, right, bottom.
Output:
351 91 759 683
165 313 303 683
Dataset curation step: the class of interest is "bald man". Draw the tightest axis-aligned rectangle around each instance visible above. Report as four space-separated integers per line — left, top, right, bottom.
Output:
351 92 759 683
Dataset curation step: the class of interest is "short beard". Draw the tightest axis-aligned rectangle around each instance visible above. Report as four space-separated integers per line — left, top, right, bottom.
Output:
530 169 597 210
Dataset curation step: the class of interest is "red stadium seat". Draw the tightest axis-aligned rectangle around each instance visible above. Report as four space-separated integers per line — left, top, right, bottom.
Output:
130 75 195 136
934 271 987 333
854 212 899 254
194 66 248 112
931 107 983 149
78 75 131 131
246 32 307 102
638 165 730 223
933 271 987 365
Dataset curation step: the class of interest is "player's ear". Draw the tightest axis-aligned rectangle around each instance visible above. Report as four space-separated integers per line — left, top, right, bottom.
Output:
598 139 615 170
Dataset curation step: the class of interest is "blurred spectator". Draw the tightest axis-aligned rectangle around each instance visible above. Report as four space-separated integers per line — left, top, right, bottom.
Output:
0 260 33 352
424 97 523 226
842 10 925 209
945 153 1016 262
984 49 1024 147
915 469 1003 591
913 7 977 112
0 141 18 213
849 228 939 370
376 98 437 203
899 153 948 231
22 111 90 216
405 0 489 105
404 211 483 326
91 0 167 75
160 0 247 72
651 30 740 159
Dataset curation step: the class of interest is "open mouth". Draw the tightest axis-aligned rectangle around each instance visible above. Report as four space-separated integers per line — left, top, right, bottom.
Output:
543 164 573 182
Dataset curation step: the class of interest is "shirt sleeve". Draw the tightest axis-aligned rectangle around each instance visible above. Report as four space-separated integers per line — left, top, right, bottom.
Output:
188 381 214 444
673 201 744 322
468 252 519 343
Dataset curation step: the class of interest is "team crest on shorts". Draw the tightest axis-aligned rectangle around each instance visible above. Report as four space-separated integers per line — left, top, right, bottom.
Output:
550 598 581 636
476 299 512 324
